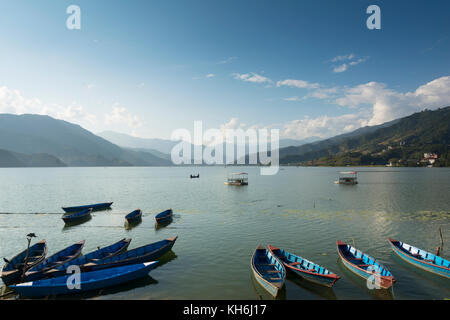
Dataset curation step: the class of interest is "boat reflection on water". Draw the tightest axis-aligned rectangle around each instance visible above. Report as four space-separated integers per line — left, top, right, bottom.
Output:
336 258 394 300
286 274 337 300
390 252 450 291
125 219 142 230
61 215 92 229
250 272 286 300
155 217 174 230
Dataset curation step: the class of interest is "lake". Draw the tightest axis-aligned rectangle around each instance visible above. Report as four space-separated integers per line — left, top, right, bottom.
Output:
0 166 449 299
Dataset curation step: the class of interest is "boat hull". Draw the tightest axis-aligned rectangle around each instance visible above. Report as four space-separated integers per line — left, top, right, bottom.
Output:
125 210 142 223
11 262 157 297
1 240 47 286
337 241 395 289
267 245 339 288
251 245 286 298
62 208 92 224
155 209 173 224
388 239 449 278
62 202 113 213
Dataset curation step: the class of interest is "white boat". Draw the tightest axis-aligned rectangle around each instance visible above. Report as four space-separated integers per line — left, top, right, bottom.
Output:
334 171 358 185
225 172 248 186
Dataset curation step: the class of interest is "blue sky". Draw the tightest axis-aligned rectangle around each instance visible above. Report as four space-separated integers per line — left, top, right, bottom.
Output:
0 0 449 140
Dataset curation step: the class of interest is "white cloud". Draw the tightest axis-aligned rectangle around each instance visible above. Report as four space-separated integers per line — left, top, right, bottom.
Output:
330 54 368 73
331 54 355 62
233 72 271 84
0 86 97 126
276 79 320 89
335 76 450 125
284 96 300 101
219 57 237 64
205 73 215 78
104 104 143 128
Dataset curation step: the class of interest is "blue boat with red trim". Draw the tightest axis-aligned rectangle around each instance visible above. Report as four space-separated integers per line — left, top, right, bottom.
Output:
125 209 142 223
337 240 395 289
388 238 449 278
10 262 158 297
155 209 173 224
268 245 340 287
62 202 113 213
251 245 286 298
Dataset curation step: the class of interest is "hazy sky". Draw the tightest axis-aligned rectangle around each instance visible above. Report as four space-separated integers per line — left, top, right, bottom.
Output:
0 0 449 140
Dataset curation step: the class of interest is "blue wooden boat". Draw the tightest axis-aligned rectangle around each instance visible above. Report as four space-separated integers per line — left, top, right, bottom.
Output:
388 238 449 278
10 261 157 297
62 202 113 213
268 245 340 287
1 239 47 286
44 238 131 278
23 241 85 282
250 245 286 298
74 236 178 273
62 208 92 224
155 209 173 224
337 240 395 289
125 209 142 223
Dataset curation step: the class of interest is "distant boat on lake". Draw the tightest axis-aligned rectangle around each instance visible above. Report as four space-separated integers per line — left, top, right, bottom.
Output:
225 172 248 186
62 208 92 224
334 171 358 185
155 209 173 224
62 202 113 213
125 209 142 224
190 174 200 178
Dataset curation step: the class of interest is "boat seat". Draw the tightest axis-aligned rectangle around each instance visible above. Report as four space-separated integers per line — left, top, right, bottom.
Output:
289 262 302 266
308 269 317 273
265 270 281 273
359 264 369 267
352 257 363 260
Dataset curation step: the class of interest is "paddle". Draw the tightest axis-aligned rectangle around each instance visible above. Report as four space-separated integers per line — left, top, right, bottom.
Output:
20 233 37 281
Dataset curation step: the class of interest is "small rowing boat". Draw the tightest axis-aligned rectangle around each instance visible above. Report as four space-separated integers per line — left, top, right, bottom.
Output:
268 245 340 287
388 238 449 278
155 209 173 224
337 240 395 289
62 208 92 224
75 236 178 273
125 209 142 224
44 238 131 278
10 262 158 297
23 241 85 282
1 239 47 286
250 245 286 298
62 202 113 213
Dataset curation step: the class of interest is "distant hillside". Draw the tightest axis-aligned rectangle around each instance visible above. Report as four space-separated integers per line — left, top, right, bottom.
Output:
0 149 66 167
279 107 450 166
0 114 172 166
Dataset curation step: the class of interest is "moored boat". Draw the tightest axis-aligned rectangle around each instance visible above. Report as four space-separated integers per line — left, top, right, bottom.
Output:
337 240 395 289
334 171 358 185
268 245 340 287
23 241 85 282
62 208 92 224
225 172 248 186
388 238 449 278
10 262 158 297
155 209 173 224
125 209 142 223
250 245 286 298
1 239 47 286
44 238 131 278
73 236 178 273
62 202 113 213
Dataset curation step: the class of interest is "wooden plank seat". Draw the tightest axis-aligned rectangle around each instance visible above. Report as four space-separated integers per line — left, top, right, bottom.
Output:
289 262 303 266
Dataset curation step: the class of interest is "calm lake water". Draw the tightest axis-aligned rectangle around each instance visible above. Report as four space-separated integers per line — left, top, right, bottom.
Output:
0 166 449 300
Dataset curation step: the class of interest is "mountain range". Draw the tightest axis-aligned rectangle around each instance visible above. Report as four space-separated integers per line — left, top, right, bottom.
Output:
0 107 449 167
